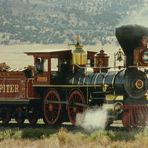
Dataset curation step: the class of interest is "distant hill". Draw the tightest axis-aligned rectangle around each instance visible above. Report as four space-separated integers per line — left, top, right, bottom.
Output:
0 0 147 45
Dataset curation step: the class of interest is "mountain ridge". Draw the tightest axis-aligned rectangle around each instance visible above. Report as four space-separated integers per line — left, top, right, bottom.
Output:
0 0 147 45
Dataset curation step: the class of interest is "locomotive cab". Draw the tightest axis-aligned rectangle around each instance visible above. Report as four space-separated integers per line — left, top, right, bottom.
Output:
25 48 96 85
25 49 72 85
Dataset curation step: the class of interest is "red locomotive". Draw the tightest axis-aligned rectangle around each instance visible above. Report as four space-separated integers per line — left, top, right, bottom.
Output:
0 25 148 128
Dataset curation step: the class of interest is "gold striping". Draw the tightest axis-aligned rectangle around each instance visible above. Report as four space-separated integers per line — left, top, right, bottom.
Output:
33 84 101 88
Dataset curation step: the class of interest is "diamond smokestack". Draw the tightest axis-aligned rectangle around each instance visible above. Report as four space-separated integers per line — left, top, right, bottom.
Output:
116 25 148 66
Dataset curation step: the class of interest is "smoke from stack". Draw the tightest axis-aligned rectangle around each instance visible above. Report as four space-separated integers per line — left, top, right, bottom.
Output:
118 6 148 27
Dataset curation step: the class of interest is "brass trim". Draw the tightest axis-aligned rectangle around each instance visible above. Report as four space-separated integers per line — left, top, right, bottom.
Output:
33 84 101 88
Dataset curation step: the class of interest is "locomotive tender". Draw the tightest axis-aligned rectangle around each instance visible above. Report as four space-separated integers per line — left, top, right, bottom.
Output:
0 25 148 127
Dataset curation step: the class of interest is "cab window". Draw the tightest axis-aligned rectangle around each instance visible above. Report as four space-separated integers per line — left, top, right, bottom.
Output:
35 58 48 74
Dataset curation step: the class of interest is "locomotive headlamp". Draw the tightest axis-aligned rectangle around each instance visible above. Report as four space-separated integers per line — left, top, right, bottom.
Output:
135 79 144 89
142 51 148 64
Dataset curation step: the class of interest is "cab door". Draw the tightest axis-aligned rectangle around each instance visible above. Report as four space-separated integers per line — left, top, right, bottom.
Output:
34 56 50 85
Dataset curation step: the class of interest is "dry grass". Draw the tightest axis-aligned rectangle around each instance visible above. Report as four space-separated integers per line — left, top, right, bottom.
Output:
0 127 148 148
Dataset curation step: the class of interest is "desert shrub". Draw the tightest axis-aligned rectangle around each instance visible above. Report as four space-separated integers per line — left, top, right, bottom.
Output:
57 127 71 146
21 127 58 139
0 129 22 140
0 127 58 140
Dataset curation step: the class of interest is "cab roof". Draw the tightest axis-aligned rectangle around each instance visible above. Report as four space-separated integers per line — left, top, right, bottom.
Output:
25 48 96 59
25 48 71 55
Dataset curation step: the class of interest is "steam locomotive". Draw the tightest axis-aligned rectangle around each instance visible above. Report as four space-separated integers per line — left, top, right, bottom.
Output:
0 25 148 128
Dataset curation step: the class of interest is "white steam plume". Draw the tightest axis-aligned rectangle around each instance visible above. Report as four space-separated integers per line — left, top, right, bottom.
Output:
118 6 148 27
76 107 108 131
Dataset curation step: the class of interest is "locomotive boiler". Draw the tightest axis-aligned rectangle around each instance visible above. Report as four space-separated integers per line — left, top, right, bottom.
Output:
0 25 148 128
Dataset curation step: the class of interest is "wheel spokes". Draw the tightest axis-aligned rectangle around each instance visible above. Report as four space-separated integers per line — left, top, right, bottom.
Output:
43 89 61 125
68 90 85 125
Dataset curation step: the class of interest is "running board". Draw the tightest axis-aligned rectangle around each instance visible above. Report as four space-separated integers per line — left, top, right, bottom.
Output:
0 99 30 105
45 100 88 108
